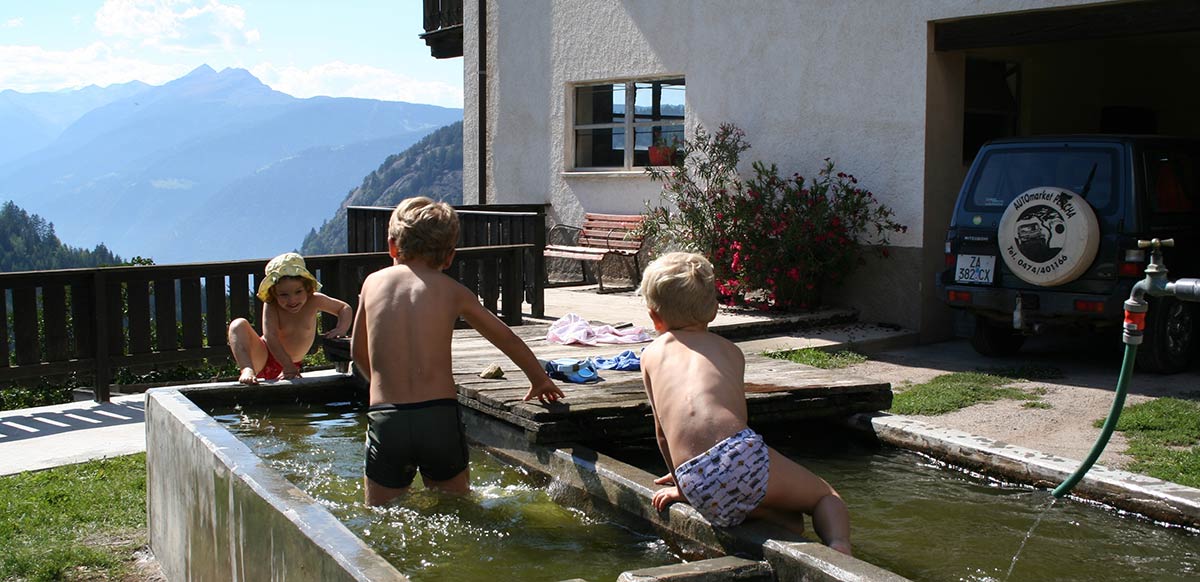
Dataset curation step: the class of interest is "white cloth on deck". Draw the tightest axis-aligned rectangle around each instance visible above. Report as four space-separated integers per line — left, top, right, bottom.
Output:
545 313 651 346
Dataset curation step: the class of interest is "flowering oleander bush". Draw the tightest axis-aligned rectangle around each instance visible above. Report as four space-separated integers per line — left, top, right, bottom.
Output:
640 123 907 311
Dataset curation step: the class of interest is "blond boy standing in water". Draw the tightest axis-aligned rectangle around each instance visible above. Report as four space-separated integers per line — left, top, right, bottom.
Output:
228 252 352 384
352 196 564 506
638 252 852 555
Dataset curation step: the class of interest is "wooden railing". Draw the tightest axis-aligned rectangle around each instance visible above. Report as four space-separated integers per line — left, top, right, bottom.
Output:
0 246 530 401
347 204 547 317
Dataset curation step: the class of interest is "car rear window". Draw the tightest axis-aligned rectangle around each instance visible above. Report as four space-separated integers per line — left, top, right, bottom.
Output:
964 147 1120 216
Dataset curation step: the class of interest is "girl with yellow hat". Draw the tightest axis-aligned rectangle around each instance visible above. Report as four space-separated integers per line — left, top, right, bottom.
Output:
227 252 352 384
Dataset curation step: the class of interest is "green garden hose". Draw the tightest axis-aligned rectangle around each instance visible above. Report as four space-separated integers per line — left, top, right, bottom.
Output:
1051 341 1136 498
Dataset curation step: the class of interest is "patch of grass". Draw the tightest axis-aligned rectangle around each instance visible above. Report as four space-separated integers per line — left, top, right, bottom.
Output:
1099 398 1200 487
1022 401 1054 410
0 454 147 581
766 348 867 369
889 371 1042 415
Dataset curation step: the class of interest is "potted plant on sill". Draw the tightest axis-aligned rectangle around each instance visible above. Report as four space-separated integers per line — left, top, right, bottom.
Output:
648 134 681 166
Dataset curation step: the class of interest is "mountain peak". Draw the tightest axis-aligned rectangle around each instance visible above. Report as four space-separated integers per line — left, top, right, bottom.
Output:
183 64 217 78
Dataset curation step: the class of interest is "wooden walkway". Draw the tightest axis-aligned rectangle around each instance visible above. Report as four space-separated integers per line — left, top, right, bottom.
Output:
448 324 892 444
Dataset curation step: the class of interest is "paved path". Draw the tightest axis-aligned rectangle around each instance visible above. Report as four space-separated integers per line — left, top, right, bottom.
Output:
0 394 147 476
0 285 915 475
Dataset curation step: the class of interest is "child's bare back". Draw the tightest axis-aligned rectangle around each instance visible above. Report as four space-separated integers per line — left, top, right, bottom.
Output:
639 252 852 555
355 262 477 405
640 329 749 467
351 197 563 506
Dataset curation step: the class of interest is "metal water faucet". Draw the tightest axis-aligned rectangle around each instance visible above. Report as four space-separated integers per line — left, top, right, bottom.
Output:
1125 238 1200 346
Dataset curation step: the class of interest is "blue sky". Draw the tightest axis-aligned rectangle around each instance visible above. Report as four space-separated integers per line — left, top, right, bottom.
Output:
0 0 464 107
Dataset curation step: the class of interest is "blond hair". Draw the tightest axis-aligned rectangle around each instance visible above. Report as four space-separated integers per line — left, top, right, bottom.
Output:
639 252 718 329
388 196 459 266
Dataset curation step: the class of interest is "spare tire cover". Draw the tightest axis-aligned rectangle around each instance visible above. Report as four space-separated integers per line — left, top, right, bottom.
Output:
998 187 1099 286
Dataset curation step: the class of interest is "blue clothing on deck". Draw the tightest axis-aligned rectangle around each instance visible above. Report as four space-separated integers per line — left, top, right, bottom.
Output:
593 349 641 371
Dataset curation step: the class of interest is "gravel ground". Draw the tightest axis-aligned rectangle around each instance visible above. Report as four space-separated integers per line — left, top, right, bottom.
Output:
846 332 1200 472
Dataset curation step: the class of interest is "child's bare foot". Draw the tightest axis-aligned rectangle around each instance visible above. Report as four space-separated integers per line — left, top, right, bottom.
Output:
238 367 258 385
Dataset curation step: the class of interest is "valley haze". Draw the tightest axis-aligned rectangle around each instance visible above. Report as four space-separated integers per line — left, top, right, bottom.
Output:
0 65 463 265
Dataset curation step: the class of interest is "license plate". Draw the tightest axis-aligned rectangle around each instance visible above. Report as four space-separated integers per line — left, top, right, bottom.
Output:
955 254 996 284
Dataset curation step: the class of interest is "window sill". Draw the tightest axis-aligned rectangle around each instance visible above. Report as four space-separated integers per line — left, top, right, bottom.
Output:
561 169 656 179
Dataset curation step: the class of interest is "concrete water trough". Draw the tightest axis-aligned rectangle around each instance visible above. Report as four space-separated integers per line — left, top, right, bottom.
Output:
145 370 1200 581
145 372 904 581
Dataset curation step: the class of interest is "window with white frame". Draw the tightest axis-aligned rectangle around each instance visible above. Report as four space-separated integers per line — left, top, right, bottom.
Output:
573 78 685 170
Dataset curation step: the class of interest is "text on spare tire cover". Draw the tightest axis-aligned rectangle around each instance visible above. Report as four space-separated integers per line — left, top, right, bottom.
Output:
998 187 1099 287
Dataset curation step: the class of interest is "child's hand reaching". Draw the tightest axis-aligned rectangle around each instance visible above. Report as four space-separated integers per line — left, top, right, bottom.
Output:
652 485 685 512
522 376 565 403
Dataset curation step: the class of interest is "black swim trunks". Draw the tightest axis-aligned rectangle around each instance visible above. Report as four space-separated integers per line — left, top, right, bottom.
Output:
365 399 469 489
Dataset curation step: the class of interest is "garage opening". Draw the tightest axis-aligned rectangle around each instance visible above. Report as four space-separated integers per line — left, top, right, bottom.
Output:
936 0 1200 163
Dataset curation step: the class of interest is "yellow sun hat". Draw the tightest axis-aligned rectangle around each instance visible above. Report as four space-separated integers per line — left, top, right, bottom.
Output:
257 252 321 302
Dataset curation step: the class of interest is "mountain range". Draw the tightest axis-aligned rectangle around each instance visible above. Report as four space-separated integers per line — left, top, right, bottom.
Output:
0 65 462 264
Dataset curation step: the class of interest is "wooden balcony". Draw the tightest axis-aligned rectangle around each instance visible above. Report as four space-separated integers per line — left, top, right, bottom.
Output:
420 0 464 59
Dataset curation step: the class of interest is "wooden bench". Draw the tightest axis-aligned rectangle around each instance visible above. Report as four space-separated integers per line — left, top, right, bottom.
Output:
544 213 645 292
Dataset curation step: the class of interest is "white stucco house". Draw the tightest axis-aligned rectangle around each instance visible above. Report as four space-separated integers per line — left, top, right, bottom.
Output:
420 0 1200 341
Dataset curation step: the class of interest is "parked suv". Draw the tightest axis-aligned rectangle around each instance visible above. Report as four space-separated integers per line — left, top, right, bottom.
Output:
937 135 1200 373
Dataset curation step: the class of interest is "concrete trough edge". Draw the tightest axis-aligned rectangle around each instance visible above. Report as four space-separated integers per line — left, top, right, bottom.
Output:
464 408 910 582
852 412 1200 529
146 376 408 582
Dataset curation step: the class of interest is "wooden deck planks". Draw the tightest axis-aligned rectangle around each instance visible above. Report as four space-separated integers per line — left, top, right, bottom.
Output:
447 324 892 444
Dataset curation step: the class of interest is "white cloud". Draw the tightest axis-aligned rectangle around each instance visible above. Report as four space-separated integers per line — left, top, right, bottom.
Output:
252 61 463 108
95 0 259 53
0 43 185 92
3 17 23 29
151 178 194 190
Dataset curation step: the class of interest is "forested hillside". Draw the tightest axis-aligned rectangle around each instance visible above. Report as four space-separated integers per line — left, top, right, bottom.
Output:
0 201 124 272
301 121 464 255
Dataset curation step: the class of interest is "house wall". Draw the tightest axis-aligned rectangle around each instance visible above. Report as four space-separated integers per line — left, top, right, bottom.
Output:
466 0 1104 334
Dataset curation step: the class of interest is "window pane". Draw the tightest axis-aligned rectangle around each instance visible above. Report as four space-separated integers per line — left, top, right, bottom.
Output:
575 83 625 125
635 125 684 166
1146 151 1197 214
634 79 685 122
575 127 625 168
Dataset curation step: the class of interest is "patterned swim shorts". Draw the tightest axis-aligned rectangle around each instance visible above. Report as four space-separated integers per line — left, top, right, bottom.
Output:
674 428 770 527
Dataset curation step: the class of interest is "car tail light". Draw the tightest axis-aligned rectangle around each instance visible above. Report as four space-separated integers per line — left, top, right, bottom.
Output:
944 241 954 268
948 290 972 303
1119 249 1146 277
1074 299 1105 313
1118 262 1144 277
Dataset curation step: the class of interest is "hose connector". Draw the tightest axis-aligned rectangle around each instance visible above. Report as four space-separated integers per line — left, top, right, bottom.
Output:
1123 297 1147 346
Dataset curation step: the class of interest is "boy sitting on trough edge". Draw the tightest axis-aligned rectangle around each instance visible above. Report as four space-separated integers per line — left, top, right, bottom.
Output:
228 252 352 385
638 252 852 555
351 196 564 506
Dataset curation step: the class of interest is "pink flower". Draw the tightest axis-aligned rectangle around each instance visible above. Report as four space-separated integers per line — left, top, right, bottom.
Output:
786 268 800 281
